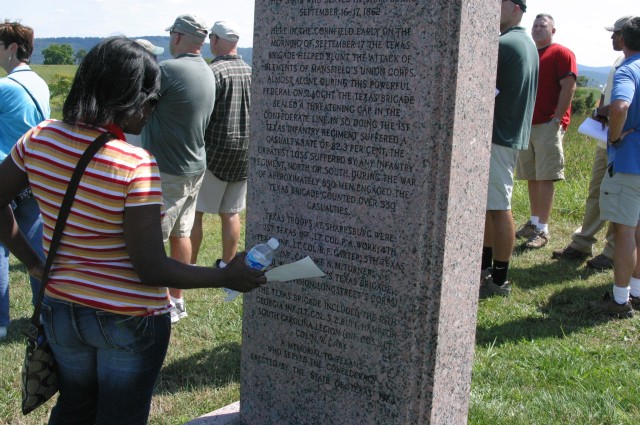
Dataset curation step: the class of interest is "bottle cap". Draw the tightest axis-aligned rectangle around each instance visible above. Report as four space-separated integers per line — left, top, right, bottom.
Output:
267 238 279 249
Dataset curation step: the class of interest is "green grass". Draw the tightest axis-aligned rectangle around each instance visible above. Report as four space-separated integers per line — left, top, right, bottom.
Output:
470 113 640 424
2 97 640 424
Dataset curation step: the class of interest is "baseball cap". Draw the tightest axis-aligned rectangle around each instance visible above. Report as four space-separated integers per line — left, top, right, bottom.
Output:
511 0 526 12
135 39 164 56
605 16 633 32
165 14 208 39
210 21 240 41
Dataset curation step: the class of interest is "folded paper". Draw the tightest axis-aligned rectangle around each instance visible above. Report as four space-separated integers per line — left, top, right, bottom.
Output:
265 256 325 282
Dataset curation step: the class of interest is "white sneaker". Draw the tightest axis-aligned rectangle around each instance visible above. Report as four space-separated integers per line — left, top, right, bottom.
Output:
170 300 187 323
0 326 7 339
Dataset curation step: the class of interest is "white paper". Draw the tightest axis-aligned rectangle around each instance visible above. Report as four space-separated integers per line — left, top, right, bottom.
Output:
578 117 607 143
265 256 326 282
223 256 326 301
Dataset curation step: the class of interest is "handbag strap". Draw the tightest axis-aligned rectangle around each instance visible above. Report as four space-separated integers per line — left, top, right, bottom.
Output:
7 75 46 122
28 132 115 333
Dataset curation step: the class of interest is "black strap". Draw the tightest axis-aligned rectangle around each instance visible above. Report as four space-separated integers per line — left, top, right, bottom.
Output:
28 132 115 334
6 74 46 122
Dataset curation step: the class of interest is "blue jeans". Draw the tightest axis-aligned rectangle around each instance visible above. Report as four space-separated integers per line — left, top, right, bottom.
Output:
41 296 171 425
0 195 44 327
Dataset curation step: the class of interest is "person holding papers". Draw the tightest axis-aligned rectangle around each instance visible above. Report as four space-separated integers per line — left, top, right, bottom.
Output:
552 16 633 270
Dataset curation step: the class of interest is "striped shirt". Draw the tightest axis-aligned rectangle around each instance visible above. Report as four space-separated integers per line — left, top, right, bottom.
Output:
205 55 251 182
11 120 171 316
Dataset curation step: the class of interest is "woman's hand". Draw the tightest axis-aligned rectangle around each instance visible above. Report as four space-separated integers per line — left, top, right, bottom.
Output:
28 263 45 281
222 252 267 293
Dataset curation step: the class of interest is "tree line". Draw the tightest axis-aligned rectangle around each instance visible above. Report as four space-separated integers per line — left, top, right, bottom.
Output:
42 43 87 65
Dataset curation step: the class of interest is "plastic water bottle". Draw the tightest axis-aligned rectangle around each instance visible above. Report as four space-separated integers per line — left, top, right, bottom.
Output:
224 238 279 301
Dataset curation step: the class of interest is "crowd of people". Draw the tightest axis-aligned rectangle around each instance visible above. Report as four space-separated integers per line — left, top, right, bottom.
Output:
0 15 260 424
480 2 640 321
0 3 639 423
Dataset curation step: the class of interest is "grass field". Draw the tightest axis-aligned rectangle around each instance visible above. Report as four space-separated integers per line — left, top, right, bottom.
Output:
1 80 639 423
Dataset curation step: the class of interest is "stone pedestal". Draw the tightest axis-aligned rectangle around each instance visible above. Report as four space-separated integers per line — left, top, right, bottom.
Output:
235 1 498 424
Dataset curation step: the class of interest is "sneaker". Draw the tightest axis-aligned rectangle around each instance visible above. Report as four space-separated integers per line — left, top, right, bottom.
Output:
631 295 640 311
515 220 537 239
552 245 590 261
479 273 511 299
170 300 188 324
0 326 6 339
591 292 633 318
586 254 614 270
523 229 549 249
480 268 492 283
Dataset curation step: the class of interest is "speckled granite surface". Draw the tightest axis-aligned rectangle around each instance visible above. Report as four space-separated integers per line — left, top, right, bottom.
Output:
194 1 500 424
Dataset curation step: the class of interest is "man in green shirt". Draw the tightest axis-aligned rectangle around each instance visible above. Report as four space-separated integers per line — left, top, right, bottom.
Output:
142 14 216 322
480 0 538 298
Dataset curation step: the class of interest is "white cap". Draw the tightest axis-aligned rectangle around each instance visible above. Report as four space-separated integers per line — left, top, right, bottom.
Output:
267 238 279 249
135 39 164 56
210 21 240 41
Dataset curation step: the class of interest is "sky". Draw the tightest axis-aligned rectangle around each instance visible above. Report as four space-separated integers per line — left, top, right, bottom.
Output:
4 0 637 67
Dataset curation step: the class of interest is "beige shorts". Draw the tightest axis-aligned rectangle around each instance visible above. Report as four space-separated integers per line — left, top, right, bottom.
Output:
600 171 640 227
516 121 565 181
486 144 519 210
160 172 205 240
196 170 247 214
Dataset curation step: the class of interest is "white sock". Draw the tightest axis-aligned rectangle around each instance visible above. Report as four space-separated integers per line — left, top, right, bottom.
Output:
612 285 630 305
537 223 548 233
170 295 183 305
630 277 640 298
219 260 227 268
530 216 539 226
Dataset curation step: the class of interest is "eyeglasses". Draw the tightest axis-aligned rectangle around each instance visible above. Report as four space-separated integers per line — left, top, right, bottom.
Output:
169 30 184 36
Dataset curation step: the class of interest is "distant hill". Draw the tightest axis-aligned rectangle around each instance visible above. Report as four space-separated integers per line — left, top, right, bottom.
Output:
31 38 607 88
32 37 253 66
577 65 610 89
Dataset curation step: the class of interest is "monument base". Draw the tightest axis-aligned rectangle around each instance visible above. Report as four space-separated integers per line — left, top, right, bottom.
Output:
183 401 240 425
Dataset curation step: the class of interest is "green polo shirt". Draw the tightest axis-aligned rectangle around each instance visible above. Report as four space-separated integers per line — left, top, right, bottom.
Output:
142 53 216 176
493 26 539 150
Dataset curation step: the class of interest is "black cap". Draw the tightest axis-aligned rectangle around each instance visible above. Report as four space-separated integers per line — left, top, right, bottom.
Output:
511 0 527 12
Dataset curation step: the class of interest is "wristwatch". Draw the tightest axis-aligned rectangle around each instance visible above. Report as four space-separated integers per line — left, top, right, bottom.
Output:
552 117 562 125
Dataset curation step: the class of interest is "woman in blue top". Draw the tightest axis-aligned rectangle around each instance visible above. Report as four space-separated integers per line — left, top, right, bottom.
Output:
0 21 50 339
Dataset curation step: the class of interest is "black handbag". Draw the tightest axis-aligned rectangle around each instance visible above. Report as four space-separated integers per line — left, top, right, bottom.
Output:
21 132 114 415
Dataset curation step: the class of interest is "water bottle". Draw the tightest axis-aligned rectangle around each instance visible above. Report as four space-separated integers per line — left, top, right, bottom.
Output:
224 238 279 301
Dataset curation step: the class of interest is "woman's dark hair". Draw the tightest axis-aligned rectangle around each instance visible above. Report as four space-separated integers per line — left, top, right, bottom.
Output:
0 20 34 63
63 37 161 128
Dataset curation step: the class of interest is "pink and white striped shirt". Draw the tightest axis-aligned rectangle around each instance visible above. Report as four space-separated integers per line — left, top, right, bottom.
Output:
11 120 171 316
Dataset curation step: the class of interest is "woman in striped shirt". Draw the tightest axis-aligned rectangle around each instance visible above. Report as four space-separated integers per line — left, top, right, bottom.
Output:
0 37 265 425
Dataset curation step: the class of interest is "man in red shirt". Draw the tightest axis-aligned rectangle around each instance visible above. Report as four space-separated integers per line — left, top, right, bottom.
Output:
515 13 577 249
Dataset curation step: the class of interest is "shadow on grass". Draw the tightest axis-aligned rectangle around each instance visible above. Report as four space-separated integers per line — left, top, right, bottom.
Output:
476 283 620 347
156 342 242 395
0 317 31 345
508 252 605 289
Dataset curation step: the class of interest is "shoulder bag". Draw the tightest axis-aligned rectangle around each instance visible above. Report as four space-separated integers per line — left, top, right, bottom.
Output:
21 131 114 414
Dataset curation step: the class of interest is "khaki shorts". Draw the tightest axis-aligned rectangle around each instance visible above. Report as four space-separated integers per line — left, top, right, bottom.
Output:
600 171 640 227
486 144 519 211
196 170 247 214
516 121 565 181
160 172 205 240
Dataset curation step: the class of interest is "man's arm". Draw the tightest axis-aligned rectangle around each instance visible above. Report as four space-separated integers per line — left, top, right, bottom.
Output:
607 99 630 144
553 75 577 121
